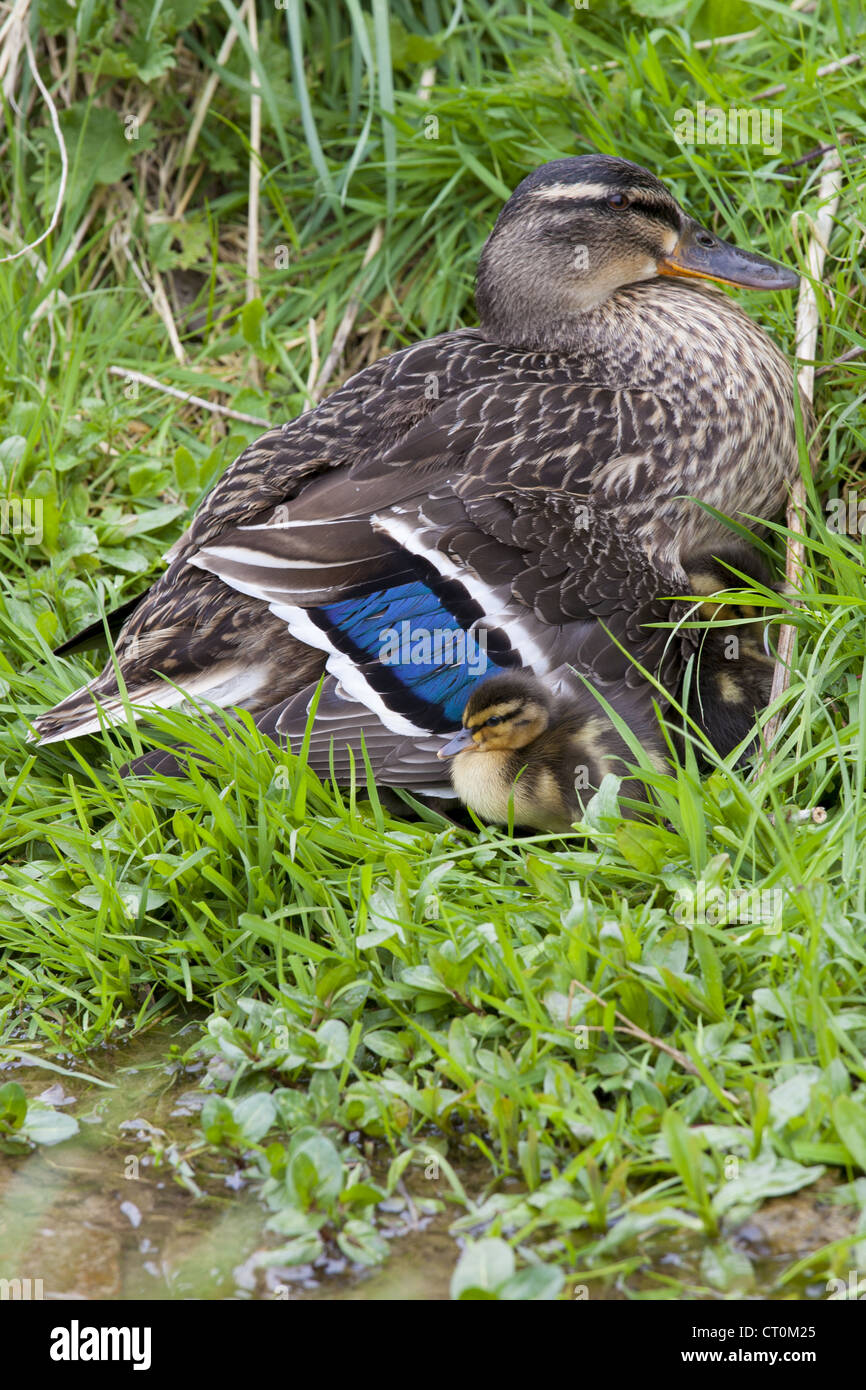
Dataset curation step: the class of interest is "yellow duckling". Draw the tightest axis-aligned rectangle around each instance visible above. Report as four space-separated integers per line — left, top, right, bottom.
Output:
438 672 661 832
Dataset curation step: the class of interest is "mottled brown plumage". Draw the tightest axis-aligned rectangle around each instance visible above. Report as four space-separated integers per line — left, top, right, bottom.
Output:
32 155 804 781
124 536 778 786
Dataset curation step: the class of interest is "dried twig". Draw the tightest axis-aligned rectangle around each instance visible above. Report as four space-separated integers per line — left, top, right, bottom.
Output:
815 344 865 377
759 150 844 761
576 0 815 76
106 365 271 427
311 225 384 402
0 0 28 97
174 162 205 221
754 53 861 101
114 228 186 365
567 980 740 1105
175 0 250 207
0 27 68 266
245 0 261 306
152 266 187 365
780 138 854 172
305 317 319 403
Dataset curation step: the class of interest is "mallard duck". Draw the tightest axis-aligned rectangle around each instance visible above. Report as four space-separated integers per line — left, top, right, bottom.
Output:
438 672 661 830
32 154 802 778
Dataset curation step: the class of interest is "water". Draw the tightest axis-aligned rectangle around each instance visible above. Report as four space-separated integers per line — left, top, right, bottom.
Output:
0 1025 853 1300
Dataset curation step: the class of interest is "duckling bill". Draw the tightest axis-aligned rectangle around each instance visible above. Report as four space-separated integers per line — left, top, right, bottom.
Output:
438 673 661 832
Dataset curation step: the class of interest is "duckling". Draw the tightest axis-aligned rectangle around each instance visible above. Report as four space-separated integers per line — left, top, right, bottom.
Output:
33 155 804 773
677 546 777 759
690 643 776 762
438 673 663 831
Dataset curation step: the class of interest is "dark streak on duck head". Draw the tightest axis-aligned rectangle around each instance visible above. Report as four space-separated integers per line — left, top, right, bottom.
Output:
475 155 799 352
440 672 554 758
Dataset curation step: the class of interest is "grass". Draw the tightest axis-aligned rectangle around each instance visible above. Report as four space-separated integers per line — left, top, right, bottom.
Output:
1 0 866 1299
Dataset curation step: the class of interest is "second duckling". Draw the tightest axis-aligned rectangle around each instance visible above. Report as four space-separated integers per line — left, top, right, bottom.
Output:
438 673 660 832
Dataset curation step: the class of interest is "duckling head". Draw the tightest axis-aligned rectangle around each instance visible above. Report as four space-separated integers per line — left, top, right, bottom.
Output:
682 543 776 645
437 673 552 759
475 154 798 351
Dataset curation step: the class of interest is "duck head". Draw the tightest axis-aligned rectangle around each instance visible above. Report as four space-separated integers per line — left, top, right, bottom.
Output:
475 155 798 349
437 673 552 759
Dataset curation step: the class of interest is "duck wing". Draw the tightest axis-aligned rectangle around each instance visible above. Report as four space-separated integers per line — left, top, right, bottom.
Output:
440 479 697 687
188 476 690 759
33 329 689 745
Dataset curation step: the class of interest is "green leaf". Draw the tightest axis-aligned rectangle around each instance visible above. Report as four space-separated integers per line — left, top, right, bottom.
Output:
363 1030 410 1061
118 503 187 537
498 1264 565 1300
312 1019 350 1069
173 445 199 492
713 1154 823 1217
0 1082 27 1131
19 1106 79 1146
582 774 623 830
832 1096 866 1172
262 1234 324 1266
356 886 404 949
615 822 663 873
336 1218 390 1266
398 965 451 994
285 1131 344 1211
700 1241 754 1293
628 0 688 15
662 1110 712 1228
451 1238 515 1299
769 1069 820 1125
692 927 725 1018
386 17 441 69
266 1208 328 1237
241 299 266 348
200 1095 240 1145
234 1092 277 1144
340 1182 386 1207
39 106 132 210
126 34 176 83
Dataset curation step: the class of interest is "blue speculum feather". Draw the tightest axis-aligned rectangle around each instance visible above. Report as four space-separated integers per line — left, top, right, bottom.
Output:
314 580 515 728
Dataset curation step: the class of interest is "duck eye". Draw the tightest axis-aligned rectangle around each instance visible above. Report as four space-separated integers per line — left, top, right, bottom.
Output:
485 715 503 727
606 192 630 209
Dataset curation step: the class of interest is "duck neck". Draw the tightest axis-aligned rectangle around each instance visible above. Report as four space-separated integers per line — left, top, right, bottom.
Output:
477 276 789 403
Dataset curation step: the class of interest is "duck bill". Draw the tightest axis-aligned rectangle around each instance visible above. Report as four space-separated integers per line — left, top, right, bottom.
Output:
437 727 476 759
658 221 799 291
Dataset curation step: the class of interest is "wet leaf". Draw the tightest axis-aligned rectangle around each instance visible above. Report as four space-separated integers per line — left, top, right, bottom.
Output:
451 1238 515 1299
832 1096 866 1172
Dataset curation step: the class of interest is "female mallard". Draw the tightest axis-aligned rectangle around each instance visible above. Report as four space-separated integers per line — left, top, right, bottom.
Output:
32 155 800 777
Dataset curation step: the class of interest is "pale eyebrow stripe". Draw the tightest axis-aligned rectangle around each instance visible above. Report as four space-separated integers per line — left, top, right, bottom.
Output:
471 701 522 726
530 181 670 206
